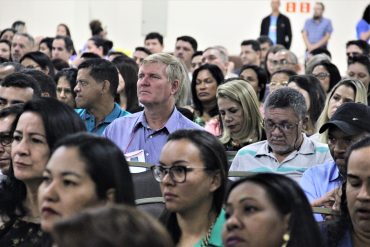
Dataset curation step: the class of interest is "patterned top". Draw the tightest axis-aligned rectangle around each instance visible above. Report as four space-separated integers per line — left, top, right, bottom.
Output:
229 134 333 182
0 218 48 247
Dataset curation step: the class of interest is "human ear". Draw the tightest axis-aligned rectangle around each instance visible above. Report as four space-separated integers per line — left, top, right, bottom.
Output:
171 80 180 95
105 188 116 204
101 80 111 94
209 171 222 193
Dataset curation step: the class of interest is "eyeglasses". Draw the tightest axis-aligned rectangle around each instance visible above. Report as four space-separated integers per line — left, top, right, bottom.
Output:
346 52 361 58
312 72 330 80
151 165 207 183
270 59 295 66
0 132 13 146
263 120 299 133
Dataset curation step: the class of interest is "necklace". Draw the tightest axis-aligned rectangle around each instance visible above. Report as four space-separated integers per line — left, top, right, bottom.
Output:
200 220 215 247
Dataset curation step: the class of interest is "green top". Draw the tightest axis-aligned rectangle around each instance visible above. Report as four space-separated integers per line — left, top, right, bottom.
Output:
194 209 225 247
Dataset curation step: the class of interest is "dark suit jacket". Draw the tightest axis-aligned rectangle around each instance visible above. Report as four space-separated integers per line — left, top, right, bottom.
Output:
260 13 292 49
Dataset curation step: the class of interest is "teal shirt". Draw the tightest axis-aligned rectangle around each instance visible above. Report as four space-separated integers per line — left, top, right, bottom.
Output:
76 103 130 136
194 210 225 247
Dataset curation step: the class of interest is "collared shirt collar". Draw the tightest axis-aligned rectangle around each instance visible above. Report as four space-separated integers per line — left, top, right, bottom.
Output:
329 161 341 183
80 103 123 124
133 107 178 133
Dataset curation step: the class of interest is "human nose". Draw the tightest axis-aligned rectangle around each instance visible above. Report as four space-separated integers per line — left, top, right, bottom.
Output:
225 212 242 231
40 181 59 202
198 81 206 89
224 112 233 122
161 169 175 185
270 124 283 135
74 84 80 93
357 183 370 201
13 138 30 157
60 90 66 98
333 140 346 154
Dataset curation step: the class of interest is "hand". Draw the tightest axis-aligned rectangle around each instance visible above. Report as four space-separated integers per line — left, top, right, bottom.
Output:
311 188 338 207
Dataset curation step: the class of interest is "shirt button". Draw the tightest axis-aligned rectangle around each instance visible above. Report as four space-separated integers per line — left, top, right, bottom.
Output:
149 135 153 138
146 153 149 156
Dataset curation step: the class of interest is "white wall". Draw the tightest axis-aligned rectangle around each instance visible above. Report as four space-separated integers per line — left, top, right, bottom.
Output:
0 0 368 74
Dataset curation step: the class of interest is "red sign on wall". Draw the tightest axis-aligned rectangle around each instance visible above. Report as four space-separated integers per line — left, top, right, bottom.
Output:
286 2 311 13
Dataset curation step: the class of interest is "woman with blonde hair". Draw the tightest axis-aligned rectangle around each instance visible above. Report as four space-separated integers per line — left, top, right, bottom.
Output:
316 78 367 143
217 79 264 151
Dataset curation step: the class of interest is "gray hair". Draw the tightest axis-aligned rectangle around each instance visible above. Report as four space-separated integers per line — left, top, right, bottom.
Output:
141 53 190 106
264 87 307 119
14 32 34 47
284 49 298 64
305 54 331 74
204 46 229 63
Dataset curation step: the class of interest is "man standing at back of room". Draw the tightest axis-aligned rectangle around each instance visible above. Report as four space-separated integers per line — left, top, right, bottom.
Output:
302 2 333 52
260 0 292 49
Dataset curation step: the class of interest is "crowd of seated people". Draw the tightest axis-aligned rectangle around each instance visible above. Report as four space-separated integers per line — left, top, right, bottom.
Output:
0 1 369 246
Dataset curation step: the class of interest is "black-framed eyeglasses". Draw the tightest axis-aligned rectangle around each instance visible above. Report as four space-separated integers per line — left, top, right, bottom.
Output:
151 165 207 183
312 72 330 80
263 120 299 133
0 132 13 146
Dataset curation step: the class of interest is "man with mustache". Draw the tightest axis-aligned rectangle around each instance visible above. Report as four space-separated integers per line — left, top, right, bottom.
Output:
230 87 332 182
300 102 370 221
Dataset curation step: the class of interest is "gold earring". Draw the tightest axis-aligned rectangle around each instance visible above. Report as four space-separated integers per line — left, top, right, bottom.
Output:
282 233 290 247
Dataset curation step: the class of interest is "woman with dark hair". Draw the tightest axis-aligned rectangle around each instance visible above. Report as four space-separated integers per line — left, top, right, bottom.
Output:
324 136 370 246
0 39 11 61
111 56 141 112
56 23 71 37
190 64 224 135
0 98 86 246
239 64 268 103
86 36 113 58
51 205 173 247
20 51 55 77
39 37 54 58
153 129 228 247
312 60 341 93
0 28 16 42
223 173 323 247
347 55 370 104
38 132 135 234
288 75 326 136
356 4 370 42
54 68 77 108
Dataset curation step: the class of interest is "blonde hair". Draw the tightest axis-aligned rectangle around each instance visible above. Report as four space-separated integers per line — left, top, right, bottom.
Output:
317 78 368 143
142 53 190 106
217 79 263 145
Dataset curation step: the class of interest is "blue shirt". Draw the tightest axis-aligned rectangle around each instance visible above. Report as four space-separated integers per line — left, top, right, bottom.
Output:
300 161 342 221
268 16 278 45
76 103 130 136
303 17 333 46
356 19 370 43
103 107 202 165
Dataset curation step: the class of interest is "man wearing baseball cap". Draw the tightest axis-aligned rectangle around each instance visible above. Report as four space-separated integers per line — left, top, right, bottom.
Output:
300 102 370 221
